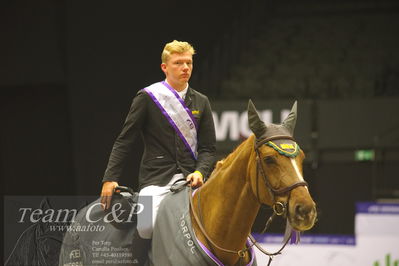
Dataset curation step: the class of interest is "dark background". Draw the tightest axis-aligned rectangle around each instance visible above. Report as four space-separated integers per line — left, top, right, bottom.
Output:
2 0 399 248
1 0 247 196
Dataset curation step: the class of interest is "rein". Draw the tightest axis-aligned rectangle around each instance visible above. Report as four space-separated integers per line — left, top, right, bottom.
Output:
188 135 308 266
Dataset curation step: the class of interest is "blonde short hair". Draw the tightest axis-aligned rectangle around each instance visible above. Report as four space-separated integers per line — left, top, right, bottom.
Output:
161 40 196 63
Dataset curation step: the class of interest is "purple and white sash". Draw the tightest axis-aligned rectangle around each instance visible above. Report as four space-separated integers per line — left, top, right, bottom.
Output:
144 81 198 160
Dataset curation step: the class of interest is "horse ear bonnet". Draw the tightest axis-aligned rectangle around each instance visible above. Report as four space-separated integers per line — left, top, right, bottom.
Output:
248 99 267 138
282 101 297 136
247 100 300 157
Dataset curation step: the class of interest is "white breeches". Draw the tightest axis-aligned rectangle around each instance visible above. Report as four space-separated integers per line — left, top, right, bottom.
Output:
136 173 184 239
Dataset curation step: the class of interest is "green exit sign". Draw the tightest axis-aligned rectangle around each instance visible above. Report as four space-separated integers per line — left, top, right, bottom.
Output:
355 149 375 161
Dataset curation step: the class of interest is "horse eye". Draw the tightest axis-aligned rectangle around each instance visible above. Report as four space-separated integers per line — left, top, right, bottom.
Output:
264 156 276 164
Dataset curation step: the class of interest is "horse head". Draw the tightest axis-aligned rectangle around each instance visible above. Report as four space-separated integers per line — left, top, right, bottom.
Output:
248 100 317 232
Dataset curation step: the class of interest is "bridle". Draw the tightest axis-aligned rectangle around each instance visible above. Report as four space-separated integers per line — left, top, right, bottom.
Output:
188 135 308 266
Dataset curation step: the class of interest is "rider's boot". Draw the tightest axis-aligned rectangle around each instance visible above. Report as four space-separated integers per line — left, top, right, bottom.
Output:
131 229 151 266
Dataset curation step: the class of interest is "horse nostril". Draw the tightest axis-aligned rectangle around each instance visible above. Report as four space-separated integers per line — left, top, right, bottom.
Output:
295 204 305 217
295 204 311 218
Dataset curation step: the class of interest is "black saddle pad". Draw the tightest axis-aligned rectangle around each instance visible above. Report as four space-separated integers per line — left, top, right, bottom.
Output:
59 194 138 266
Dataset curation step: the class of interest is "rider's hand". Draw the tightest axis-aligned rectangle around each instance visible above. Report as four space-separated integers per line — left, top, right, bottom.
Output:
100 181 119 210
186 171 204 188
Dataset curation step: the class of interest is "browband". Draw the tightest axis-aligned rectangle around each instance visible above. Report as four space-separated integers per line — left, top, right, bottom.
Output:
255 135 296 149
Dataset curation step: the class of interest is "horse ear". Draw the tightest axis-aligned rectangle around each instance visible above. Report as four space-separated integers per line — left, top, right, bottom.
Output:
282 101 298 135
40 197 51 211
248 99 267 138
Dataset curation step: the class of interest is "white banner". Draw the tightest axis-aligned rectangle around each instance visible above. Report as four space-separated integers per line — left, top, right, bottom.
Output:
254 236 398 266
254 202 399 266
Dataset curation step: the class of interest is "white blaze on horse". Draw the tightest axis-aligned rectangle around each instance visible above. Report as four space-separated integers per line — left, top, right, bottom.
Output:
151 100 317 266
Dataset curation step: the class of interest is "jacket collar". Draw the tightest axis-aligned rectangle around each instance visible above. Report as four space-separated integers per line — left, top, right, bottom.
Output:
184 87 194 107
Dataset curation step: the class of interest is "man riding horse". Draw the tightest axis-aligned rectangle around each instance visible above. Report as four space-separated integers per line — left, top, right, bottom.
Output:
100 40 216 264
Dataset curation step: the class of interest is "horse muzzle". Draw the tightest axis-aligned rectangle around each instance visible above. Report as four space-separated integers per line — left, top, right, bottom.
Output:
289 200 317 231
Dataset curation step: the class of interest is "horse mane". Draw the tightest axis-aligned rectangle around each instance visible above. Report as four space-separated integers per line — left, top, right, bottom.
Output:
208 134 255 179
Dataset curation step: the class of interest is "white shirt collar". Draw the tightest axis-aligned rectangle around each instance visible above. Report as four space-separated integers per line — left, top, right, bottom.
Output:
165 80 189 99
177 86 188 100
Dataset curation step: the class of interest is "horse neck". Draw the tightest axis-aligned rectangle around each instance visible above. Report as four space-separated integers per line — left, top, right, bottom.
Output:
195 136 260 264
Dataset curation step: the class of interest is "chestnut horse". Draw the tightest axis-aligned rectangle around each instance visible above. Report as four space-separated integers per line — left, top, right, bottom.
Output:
150 100 317 265
189 100 317 265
